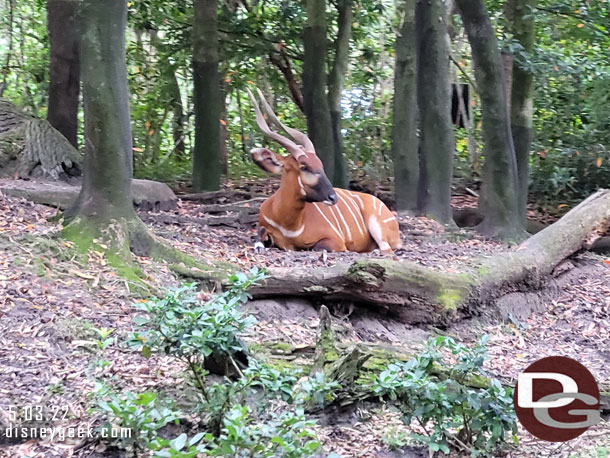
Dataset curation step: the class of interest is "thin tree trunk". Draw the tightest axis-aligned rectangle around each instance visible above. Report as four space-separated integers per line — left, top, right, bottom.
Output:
0 0 15 98
303 0 335 181
47 0 81 149
455 0 524 240
66 0 133 221
392 0 419 213
150 29 186 161
236 88 248 159
169 71 186 159
415 0 454 224
269 49 304 113
327 0 352 188
507 0 536 224
192 0 221 191
219 76 228 176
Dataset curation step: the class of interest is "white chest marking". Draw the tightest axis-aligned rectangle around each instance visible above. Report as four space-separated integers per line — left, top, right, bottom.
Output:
263 215 305 239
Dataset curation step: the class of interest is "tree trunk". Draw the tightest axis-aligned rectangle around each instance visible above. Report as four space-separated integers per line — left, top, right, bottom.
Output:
455 0 524 240
61 0 220 280
303 0 335 181
392 0 419 213
47 0 81 149
415 0 454 224
150 31 186 161
169 70 186 159
192 0 221 191
219 76 228 176
268 50 304 113
507 0 536 224
65 0 133 223
327 0 352 188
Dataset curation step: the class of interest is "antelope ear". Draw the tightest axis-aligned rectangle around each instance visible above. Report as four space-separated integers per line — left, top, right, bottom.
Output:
251 148 284 175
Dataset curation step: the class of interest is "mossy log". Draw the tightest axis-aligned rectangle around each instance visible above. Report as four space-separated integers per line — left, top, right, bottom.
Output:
251 338 610 413
247 189 610 325
0 178 178 211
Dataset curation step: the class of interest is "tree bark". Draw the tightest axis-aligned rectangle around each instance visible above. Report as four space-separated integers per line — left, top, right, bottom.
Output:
415 0 454 224
192 0 221 191
268 49 304 113
327 0 352 188
47 0 81 149
169 70 186 159
455 0 524 240
392 0 419 213
219 76 228 176
0 99 81 179
303 0 336 181
507 0 536 224
66 0 133 222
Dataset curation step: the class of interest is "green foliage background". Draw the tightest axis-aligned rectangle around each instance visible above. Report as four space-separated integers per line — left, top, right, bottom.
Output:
0 0 609 204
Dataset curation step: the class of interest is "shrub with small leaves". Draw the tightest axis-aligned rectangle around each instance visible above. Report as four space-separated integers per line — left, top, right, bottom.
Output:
294 371 341 408
244 360 302 403
208 404 321 458
371 335 517 457
93 385 181 456
128 268 265 399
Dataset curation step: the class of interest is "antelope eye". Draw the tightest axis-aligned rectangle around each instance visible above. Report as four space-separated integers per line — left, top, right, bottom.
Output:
300 165 309 172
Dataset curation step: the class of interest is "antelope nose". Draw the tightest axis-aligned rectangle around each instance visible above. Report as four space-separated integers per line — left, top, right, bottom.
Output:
329 193 338 205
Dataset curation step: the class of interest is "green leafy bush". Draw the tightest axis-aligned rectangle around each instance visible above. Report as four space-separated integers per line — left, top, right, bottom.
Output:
294 371 341 408
128 268 265 400
93 385 181 455
371 335 517 457
244 359 302 403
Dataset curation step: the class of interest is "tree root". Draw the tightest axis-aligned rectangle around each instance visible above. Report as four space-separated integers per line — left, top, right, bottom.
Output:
61 213 236 293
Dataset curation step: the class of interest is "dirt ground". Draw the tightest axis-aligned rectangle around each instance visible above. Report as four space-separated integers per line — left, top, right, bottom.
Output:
0 189 609 457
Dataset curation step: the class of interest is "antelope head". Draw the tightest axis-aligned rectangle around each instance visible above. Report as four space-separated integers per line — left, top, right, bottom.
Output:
248 88 337 206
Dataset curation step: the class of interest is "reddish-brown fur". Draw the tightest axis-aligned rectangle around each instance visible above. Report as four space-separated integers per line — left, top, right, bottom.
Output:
248 88 402 253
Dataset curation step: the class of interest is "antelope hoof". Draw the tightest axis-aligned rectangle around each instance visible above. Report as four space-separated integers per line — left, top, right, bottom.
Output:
254 242 265 253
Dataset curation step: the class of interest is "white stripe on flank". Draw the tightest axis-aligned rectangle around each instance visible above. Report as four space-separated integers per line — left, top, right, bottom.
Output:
328 205 345 239
263 215 305 239
313 203 344 240
348 191 364 210
334 196 352 241
377 198 383 215
372 196 377 211
337 190 365 237
382 216 396 224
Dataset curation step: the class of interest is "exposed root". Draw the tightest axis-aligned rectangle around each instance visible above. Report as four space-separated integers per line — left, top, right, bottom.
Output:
61 213 235 292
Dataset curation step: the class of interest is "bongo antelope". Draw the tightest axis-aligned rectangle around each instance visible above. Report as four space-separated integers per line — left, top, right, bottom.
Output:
248 88 402 254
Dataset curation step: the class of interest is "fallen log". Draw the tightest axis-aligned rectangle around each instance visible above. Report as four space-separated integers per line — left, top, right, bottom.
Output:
245 189 610 325
180 189 262 203
250 334 610 414
0 178 178 211
140 208 258 229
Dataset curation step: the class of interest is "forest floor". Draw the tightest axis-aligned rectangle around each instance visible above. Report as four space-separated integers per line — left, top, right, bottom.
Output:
0 185 609 457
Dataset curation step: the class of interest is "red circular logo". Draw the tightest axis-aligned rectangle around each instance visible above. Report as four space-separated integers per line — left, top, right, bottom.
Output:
514 356 600 442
